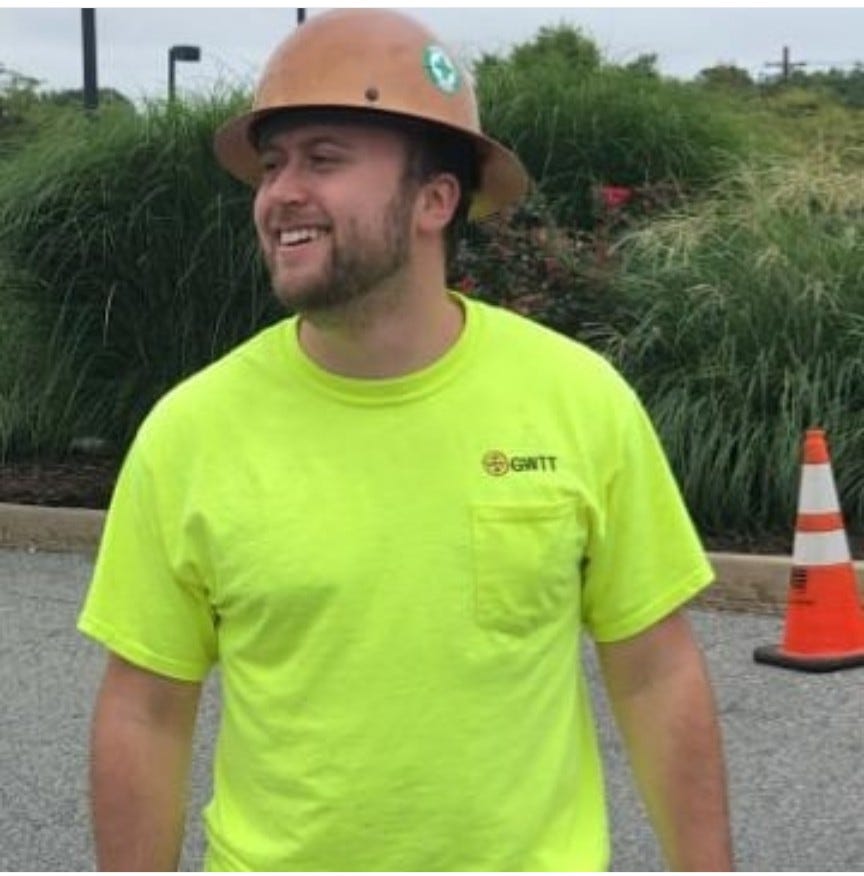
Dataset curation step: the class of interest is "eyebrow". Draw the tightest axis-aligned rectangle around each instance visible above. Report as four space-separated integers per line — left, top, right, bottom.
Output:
257 132 356 155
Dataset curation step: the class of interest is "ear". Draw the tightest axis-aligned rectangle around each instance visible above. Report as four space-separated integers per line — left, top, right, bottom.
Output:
414 173 461 235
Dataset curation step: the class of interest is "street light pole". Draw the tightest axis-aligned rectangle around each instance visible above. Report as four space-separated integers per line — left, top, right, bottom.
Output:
81 8 98 111
168 44 201 102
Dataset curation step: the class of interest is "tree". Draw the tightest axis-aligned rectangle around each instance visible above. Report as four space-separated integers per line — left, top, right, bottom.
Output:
757 63 864 109
830 64 864 108
510 25 602 76
1 63 135 156
697 64 754 91
473 51 505 80
795 65 864 109
0 64 41 126
623 53 660 79
44 87 133 110
0 63 45 156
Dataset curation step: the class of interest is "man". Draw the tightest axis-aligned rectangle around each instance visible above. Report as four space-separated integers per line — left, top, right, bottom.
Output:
78 9 733 872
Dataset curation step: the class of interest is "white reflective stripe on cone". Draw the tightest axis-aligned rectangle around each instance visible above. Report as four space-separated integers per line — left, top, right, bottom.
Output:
798 463 842 514
792 529 852 566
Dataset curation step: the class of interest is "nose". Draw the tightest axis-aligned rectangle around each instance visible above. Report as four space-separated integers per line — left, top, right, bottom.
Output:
261 161 310 207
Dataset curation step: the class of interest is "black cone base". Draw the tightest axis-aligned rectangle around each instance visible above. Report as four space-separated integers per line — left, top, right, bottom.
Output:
754 644 864 673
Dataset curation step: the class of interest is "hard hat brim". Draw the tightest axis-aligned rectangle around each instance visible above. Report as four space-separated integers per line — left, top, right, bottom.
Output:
213 105 531 221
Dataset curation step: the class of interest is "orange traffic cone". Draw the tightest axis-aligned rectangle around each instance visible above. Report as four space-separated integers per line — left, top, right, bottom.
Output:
754 429 864 672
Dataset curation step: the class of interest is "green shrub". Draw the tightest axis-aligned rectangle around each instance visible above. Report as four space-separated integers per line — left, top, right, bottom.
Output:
475 30 757 227
605 154 864 538
448 192 626 343
0 94 279 459
746 94 864 165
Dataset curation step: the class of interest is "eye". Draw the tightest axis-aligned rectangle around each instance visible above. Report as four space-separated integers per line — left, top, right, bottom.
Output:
258 152 281 174
309 152 339 168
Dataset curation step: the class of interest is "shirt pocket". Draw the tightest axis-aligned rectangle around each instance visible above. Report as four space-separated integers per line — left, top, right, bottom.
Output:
470 500 582 636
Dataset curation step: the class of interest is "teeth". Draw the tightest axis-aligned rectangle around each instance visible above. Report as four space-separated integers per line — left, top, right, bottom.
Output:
280 228 325 246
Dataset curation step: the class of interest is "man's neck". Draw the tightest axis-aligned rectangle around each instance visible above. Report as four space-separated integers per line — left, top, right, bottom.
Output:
297 276 464 380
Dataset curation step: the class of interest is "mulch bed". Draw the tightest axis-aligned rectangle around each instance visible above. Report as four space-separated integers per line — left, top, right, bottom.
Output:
0 457 121 510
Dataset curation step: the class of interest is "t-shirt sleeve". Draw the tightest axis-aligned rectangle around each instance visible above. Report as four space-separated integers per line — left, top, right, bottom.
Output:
77 414 218 681
581 387 714 642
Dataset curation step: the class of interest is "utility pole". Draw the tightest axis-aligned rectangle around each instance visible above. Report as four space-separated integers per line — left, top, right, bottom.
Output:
766 46 807 82
81 8 98 111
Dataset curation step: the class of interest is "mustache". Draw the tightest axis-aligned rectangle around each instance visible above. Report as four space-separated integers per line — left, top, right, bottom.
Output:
266 208 333 230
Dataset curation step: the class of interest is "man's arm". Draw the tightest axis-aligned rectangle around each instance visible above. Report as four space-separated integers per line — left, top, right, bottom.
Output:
596 609 734 871
89 653 203 871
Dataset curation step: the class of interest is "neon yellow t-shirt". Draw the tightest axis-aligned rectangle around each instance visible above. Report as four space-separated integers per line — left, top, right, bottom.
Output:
78 293 712 871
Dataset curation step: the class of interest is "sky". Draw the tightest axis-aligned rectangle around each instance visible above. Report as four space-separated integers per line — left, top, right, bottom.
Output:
2 5 864 106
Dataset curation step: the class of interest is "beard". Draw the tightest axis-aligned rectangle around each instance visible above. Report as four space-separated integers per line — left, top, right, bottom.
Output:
266 184 414 317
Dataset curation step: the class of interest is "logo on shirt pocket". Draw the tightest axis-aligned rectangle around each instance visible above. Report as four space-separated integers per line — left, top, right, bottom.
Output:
471 500 581 635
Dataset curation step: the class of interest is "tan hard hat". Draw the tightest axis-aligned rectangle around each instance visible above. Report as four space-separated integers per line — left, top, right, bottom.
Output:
213 8 530 219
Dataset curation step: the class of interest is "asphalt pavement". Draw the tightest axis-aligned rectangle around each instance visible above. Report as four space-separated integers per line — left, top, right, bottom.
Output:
1 548 862 872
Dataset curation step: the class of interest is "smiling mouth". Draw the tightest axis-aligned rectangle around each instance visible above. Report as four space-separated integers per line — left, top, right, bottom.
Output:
279 227 330 248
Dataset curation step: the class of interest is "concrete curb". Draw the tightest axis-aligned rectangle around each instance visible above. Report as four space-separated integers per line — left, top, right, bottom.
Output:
0 503 106 555
1 502 863 614
697 552 863 615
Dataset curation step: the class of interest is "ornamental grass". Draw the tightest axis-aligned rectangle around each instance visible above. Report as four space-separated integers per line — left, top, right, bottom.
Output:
0 94 277 460
605 152 864 539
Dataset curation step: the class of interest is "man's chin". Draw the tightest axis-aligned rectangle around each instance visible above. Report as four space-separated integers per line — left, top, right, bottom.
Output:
271 273 323 307
272 281 347 315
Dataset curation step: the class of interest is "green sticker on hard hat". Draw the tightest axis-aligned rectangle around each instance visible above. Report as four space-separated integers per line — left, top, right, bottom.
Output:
423 45 461 95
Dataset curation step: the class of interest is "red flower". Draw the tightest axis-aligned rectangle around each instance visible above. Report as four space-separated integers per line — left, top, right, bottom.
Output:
601 185 634 211
457 275 477 294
